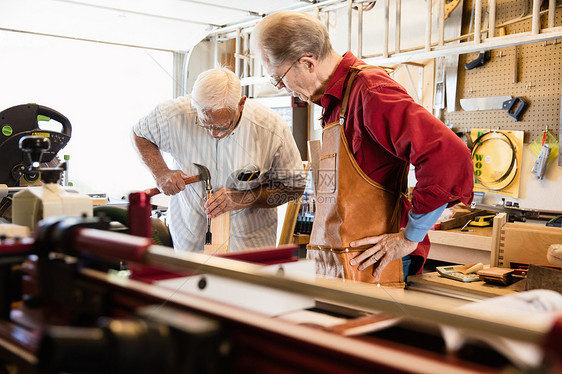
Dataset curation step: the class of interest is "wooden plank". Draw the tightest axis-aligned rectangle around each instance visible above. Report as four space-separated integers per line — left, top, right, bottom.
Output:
204 211 230 254
505 221 561 233
490 213 507 267
428 243 491 264
278 197 302 246
428 226 493 251
438 210 484 230
408 271 516 300
292 234 310 245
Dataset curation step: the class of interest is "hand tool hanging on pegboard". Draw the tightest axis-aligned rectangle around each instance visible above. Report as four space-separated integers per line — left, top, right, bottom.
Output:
531 144 551 180
465 50 491 70
460 95 529 121
530 126 559 180
443 0 464 113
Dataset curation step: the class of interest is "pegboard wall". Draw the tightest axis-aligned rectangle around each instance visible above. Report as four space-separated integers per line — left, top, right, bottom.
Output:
445 0 562 143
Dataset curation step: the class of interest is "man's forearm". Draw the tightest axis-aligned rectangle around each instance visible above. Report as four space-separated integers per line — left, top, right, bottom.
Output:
131 133 168 179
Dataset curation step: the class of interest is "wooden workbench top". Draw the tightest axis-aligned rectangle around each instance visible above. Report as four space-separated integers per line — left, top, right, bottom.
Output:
407 271 517 301
428 226 493 251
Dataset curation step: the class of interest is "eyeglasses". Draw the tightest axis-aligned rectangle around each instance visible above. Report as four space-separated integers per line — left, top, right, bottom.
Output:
195 115 235 131
270 58 300 88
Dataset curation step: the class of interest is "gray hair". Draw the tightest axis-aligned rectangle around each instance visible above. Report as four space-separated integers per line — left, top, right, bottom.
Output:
252 11 333 68
191 68 241 113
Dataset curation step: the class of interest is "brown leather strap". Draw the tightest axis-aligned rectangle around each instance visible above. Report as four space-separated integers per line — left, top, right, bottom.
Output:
339 69 361 124
339 65 378 125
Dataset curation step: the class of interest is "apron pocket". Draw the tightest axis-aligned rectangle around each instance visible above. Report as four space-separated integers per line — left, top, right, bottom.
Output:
318 153 337 194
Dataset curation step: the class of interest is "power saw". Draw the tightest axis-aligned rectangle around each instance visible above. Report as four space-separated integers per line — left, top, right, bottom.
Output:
0 104 72 187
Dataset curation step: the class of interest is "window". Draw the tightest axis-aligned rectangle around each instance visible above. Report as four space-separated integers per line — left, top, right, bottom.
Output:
0 31 174 199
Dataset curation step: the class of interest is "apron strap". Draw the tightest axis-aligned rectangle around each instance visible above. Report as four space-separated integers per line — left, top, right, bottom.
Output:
338 69 361 125
339 65 376 125
390 162 410 229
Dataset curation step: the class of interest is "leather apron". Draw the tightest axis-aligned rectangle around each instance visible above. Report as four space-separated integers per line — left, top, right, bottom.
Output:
307 65 406 286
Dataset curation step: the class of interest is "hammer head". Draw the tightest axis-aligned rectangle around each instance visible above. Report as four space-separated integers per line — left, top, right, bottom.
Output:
193 163 212 191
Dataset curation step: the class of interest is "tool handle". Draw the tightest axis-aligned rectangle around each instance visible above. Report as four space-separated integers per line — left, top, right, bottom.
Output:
183 175 201 185
502 97 528 121
464 51 490 70
144 175 201 198
37 104 72 137
144 187 161 197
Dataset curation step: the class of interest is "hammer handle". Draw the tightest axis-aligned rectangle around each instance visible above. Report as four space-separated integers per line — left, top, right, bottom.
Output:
183 175 201 185
144 175 201 197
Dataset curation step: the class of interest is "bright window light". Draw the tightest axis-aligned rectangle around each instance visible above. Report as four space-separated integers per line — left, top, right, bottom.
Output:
0 31 174 200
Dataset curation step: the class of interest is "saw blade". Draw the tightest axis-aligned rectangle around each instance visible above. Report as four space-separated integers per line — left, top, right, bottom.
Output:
18 156 61 186
460 96 512 111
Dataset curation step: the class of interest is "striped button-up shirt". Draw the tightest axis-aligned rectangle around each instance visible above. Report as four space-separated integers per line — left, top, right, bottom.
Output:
133 96 305 252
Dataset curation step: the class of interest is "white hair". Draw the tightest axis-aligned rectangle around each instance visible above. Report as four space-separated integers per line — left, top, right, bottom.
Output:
191 68 241 114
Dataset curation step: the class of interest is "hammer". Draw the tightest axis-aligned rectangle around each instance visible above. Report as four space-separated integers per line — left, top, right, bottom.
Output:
196 163 214 245
144 163 213 244
144 163 212 198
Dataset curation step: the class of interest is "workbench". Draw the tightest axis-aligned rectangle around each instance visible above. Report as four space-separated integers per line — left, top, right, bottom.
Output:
407 271 516 302
427 213 512 266
427 226 494 264
1 212 560 373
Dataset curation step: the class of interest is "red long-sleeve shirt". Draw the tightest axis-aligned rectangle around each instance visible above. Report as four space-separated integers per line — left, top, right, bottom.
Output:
317 52 474 263
318 52 473 214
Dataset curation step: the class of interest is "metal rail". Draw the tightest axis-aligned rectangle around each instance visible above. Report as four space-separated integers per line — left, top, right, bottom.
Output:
141 242 549 345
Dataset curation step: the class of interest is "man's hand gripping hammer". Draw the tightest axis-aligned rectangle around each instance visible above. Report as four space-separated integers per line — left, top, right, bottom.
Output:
144 163 213 244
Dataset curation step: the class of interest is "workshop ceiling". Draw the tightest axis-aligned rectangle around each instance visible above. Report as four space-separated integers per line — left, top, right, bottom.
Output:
0 0 321 52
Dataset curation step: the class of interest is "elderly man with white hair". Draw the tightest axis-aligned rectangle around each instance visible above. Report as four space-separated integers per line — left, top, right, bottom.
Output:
132 68 305 253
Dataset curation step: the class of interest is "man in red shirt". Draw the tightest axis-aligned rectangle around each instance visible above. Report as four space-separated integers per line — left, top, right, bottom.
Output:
253 11 473 282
